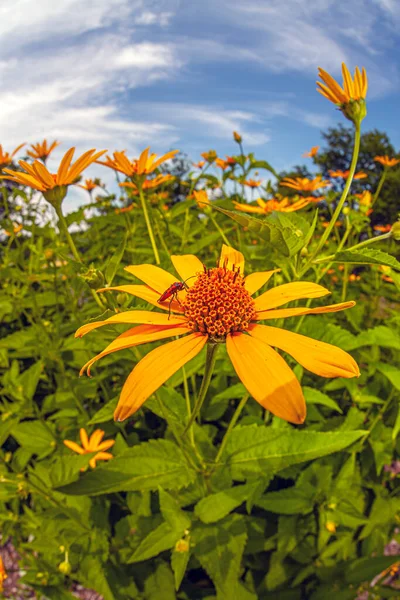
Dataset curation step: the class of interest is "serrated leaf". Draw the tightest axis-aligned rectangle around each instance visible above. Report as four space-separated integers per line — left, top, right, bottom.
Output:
222 425 366 479
303 387 342 413
171 544 190 591
255 483 315 515
377 362 400 390
88 397 118 424
57 439 196 495
159 489 191 531
195 483 258 523
332 248 400 271
104 232 128 285
12 420 55 459
144 561 176 600
128 521 182 563
356 326 400 351
345 555 400 584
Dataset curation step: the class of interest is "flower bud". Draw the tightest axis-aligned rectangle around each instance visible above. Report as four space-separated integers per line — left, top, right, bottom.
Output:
80 266 105 289
391 221 400 241
342 207 350 215
175 539 190 553
233 131 242 144
58 561 72 575
325 521 336 533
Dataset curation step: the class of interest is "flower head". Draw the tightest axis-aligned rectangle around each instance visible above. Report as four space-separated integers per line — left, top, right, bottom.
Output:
98 147 178 178
374 224 392 233
27 139 60 162
3 223 23 236
243 179 262 188
0 143 25 170
78 178 100 192
64 428 115 469
280 176 330 193
121 174 173 194
193 160 205 169
0 556 7 592
329 169 367 180
225 156 237 165
215 158 229 170
193 190 210 210
234 196 310 214
354 190 373 207
1 147 106 207
233 131 242 143
317 63 368 124
303 146 319 158
201 150 217 163
374 155 400 168
76 246 359 425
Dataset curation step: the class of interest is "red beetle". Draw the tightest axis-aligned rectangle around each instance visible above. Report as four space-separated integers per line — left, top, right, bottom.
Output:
158 277 195 318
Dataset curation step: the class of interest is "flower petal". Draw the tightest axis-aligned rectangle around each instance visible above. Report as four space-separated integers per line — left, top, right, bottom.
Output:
244 270 280 295
254 282 330 312
80 323 192 376
97 440 115 451
255 300 356 320
226 333 306 424
75 311 187 338
57 148 75 184
89 430 105 449
248 324 360 378
170 254 204 287
219 244 245 274
79 428 89 449
124 264 178 294
63 440 85 454
114 332 207 421
97 285 184 313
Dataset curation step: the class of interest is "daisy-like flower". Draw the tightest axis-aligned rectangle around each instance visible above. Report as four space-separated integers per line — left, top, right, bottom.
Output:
374 155 400 168
76 245 359 424
78 178 100 192
374 224 392 233
193 160 205 169
317 63 368 124
303 146 319 158
233 196 310 214
225 156 237 165
3 223 23 236
98 147 178 178
64 428 115 469
280 176 330 193
27 139 60 162
215 158 229 170
115 204 136 214
0 556 7 592
120 174 172 194
329 169 367 180
201 150 217 163
1 147 106 207
0 143 25 170
243 179 262 188
193 190 210 210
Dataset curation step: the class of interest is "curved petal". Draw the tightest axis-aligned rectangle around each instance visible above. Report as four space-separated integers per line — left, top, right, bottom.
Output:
219 244 245 274
89 430 105 449
75 311 187 338
63 440 84 454
170 254 204 287
97 285 184 313
79 428 89 449
233 202 263 214
254 282 330 312
255 301 356 321
80 323 192 376
57 148 75 183
244 270 280 295
124 264 178 294
226 333 306 424
97 440 115 451
90 452 114 468
248 324 360 378
114 332 207 421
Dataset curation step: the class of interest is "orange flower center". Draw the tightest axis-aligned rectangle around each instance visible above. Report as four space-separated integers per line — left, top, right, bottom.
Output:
183 266 257 340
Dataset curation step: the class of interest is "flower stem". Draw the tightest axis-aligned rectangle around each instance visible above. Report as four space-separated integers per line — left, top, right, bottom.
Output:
301 123 361 275
372 168 387 207
210 213 230 245
213 394 249 468
137 182 160 264
183 342 219 435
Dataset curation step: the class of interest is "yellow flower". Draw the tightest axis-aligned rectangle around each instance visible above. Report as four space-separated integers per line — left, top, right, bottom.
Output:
64 428 115 469
99 147 178 178
354 190 373 207
280 176 329 192
234 196 310 214
78 178 100 192
329 169 367 180
76 245 359 425
317 63 367 124
120 174 173 193
0 556 7 592
243 179 262 188
0 143 25 170
303 146 319 158
27 139 60 161
374 224 391 233
1 147 106 206
3 223 23 236
201 150 217 163
193 190 210 209
374 155 400 168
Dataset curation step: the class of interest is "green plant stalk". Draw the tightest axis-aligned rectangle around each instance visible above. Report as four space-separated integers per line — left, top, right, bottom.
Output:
313 230 392 264
209 213 230 245
213 394 249 468
137 182 161 265
301 123 361 275
183 342 219 435
372 168 387 207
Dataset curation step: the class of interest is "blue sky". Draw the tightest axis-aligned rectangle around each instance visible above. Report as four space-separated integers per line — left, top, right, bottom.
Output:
1 0 400 210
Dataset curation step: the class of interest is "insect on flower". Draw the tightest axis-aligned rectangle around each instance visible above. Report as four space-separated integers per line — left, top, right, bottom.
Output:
158 277 196 318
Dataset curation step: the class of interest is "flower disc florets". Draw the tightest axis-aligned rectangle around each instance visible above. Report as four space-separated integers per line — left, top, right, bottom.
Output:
183 265 257 340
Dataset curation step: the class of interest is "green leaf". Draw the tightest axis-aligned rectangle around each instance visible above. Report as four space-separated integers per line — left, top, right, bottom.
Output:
332 248 400 271
18 361 43 401
171 545 190 591
144 561 176 600
88 397 118 424
12 420 55 458
303 387 342 413
376 362 400 390
57 439 196 495
393 405 400 441
248 159 278 177
128 522 182 563
159 489 191 531
345 555 400 584
255 483 315 515
195 483 258 523
49 454 94 487
104 232 128 285
356 326 400 351
222 425 366 479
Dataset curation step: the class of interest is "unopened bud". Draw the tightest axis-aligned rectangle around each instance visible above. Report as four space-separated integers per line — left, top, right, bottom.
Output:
391 221 400 241
80 266 105 289
116 293 128 306
325 521 336 533
175 539 190 553
342 207 350 215
300 247 308 257
58 561 72 575
233 131 242 144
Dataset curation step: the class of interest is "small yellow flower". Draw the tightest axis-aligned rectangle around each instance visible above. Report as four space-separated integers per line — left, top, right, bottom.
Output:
27 140 60 162
76 245 359 425
374 155 400 168
0 143 25 170
0 556 7 592
280 176 329 193
193 190 210 209
325 521 336 533
234 196 309 214
303 146 319 158
354 190 373 207
64 428 115 469
317 63 367 124
201 150 217 163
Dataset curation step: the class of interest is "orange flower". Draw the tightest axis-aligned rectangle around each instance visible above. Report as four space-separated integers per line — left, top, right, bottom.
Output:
225 156 237 165
120 174 173 193
303 146 319 158
76 245 359 424
201 150 217 163
244 179 262 188
0 143 25 170
3 223 23 236
374 155 400 168
1 148 106 205
280 176 330 192
193 160 205 169
98 147 178 178
348 274 361 282
303 195 325 203
0 556 7 592
380 266 394 283
115 204 136 214
374 224 391 233
317 63 367 104
329 169 367 179
193 190 210 209
215 158 229 170
354 190 373 207
27 139 60 161
233 131 242 143
64 428 115 469
78 178 100 192
234 196 310 214
322 221 343 228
